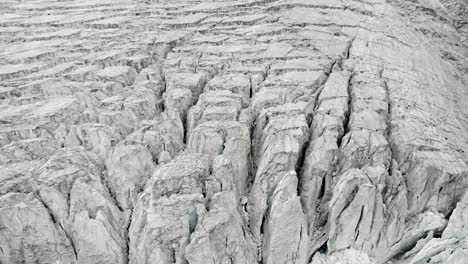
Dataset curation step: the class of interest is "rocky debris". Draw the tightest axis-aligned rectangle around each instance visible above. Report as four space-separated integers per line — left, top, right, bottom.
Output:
1 0 468 263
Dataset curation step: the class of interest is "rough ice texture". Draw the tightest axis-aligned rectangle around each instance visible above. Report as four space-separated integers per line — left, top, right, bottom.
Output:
1 0 468 263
